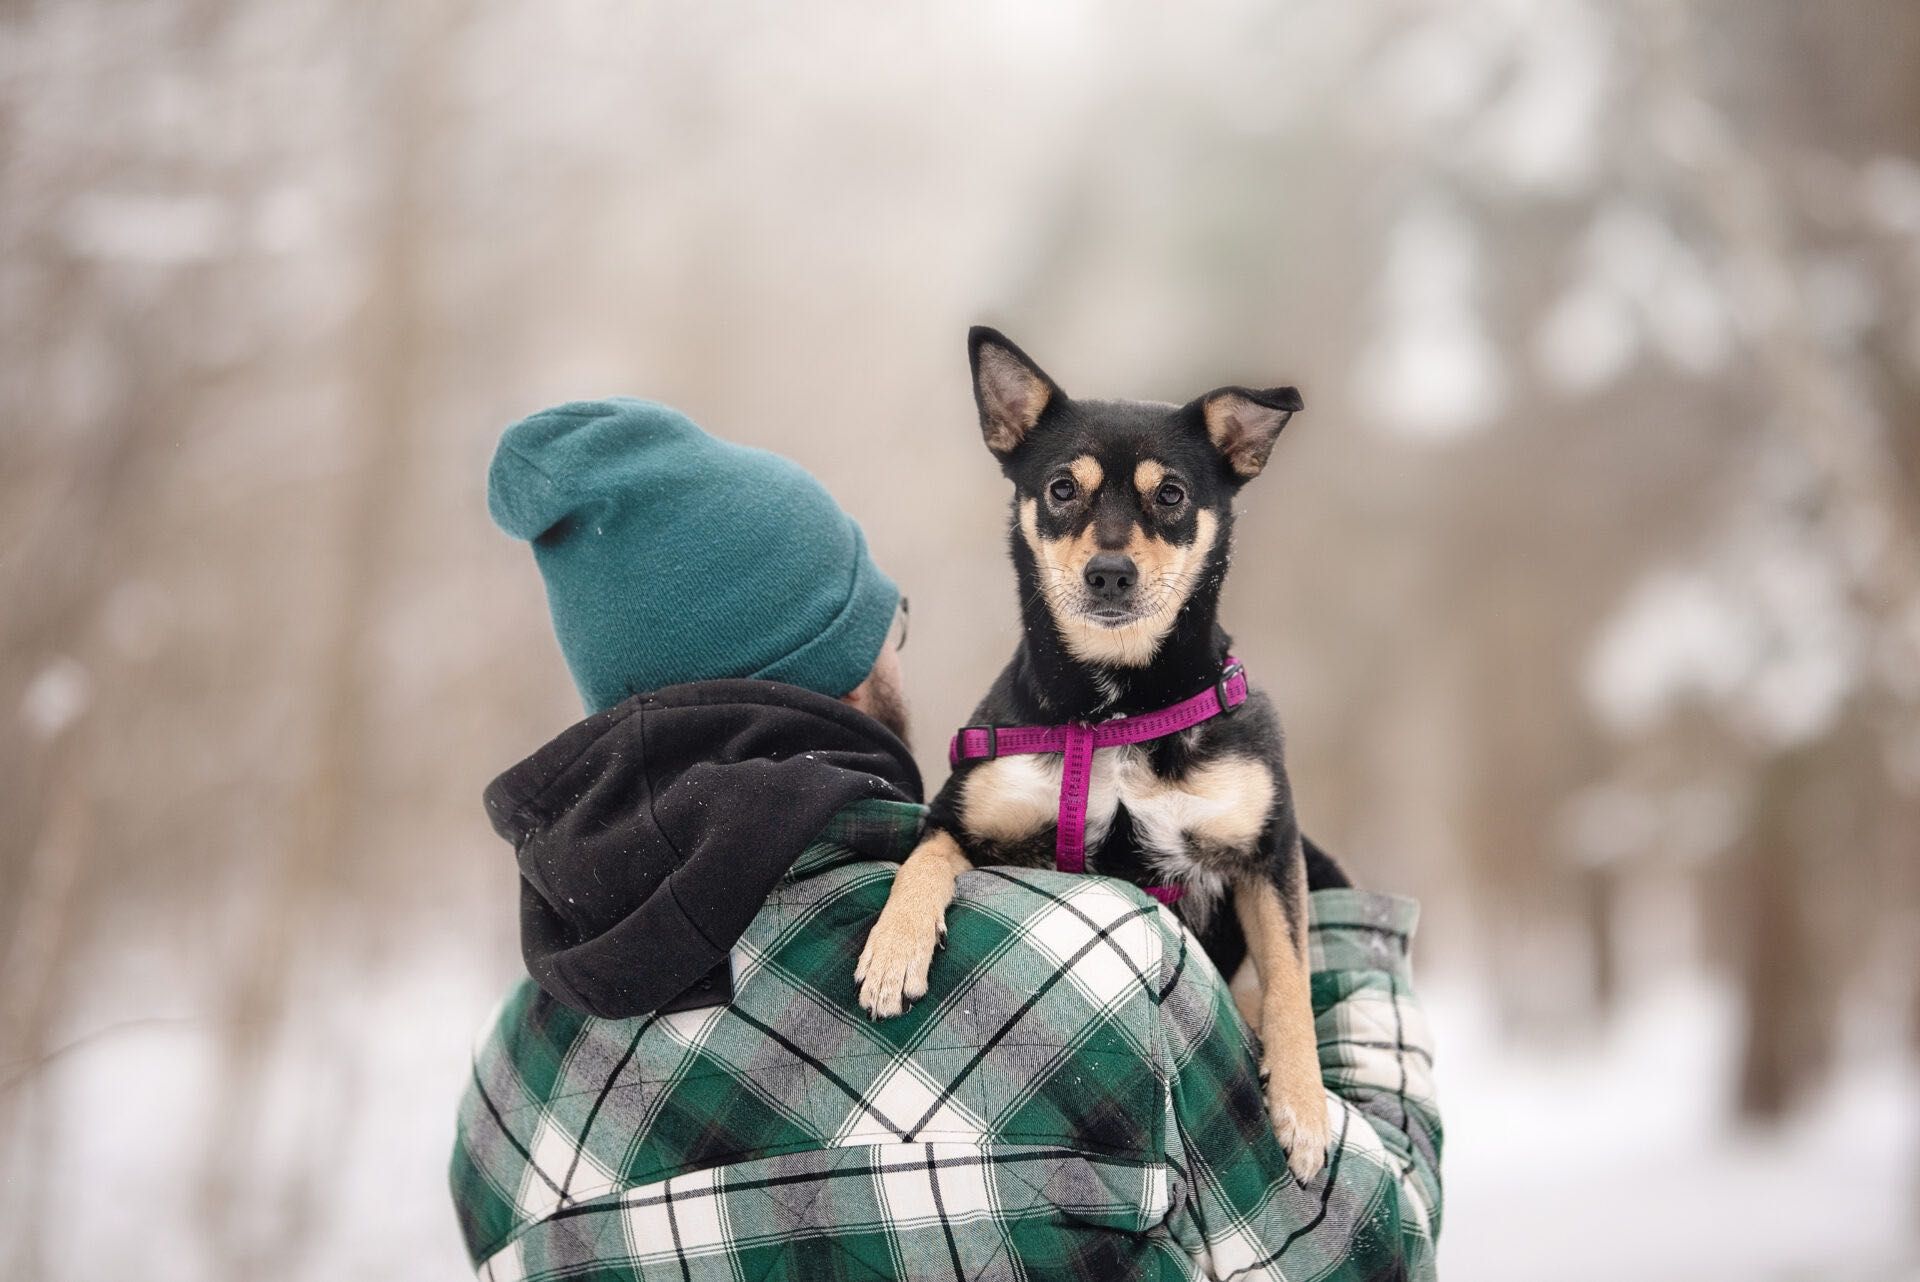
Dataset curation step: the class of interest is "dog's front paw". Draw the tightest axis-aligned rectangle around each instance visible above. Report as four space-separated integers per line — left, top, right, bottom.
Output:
1264 1057 1332 1182
855 901 946 1019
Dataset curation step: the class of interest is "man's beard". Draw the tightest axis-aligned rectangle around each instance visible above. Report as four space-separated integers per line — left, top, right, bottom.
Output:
864 662 912 748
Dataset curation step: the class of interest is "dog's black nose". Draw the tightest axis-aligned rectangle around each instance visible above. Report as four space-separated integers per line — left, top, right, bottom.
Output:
1083 553 1137 602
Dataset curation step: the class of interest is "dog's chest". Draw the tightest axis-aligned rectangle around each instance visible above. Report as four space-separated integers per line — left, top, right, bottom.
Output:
957 744 1275 872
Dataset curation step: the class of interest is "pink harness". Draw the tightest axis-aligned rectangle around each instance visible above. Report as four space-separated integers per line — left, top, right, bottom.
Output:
946 658 1250 906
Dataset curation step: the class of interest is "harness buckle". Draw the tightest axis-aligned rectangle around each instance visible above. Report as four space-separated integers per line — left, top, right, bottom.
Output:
961 724 999 760
1215 662 1246 714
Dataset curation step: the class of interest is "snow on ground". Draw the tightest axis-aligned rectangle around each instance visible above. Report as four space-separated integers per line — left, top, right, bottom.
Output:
1431 975 1920 1282
13 924 506 1282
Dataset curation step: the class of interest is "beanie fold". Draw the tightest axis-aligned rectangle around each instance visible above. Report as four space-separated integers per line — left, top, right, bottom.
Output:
754 525 899 698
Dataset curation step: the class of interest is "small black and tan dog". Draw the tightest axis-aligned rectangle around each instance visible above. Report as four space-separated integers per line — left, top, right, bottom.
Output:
855 326 1340 1178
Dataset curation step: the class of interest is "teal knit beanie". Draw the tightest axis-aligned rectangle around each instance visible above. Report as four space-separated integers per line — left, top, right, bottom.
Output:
488 398 899 712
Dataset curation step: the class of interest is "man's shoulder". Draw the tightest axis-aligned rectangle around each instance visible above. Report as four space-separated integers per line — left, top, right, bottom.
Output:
949 864 1192 979
778 853 1194 992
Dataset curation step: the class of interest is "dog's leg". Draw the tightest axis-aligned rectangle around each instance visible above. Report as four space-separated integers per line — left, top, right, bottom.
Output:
856 828 973 1018
1235 862 1330 1180
1228 957 1264 1030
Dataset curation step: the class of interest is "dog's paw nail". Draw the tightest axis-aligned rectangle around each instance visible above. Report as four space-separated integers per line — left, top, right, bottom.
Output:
1284 1140 1327 1182
1269 1090 1331 1182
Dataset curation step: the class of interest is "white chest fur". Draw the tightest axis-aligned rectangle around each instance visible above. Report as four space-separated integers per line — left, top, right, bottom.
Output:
958 745 1275 874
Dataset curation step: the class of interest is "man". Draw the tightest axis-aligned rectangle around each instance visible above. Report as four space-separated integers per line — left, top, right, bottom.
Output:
451 398 1442 1280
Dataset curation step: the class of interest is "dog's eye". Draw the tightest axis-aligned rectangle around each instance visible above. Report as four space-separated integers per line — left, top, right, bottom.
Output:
1048 478 1077 503
1155 482 1186 507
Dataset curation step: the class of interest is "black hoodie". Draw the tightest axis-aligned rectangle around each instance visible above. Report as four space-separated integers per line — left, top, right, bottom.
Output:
484 680 923 1019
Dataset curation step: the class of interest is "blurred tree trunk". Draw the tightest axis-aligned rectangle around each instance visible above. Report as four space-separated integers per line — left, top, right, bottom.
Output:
1578 865 1621 1014
1735 746 1825 1119
1633 0 1920 1116
0 328 172 1278
0 321 158 1048
195 3 452 1273
1733 702 1875 1121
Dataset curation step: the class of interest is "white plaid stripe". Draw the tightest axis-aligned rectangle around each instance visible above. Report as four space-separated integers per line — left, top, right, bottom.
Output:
510 1111 567 1223
874 1143 993 1228
835 1056 989 1146
477 1236 525 1282
1025 879 1161 1012
526 1114 620 1212
1322 989 1438 1111
657 1001 729 1052
618 1164 729 1263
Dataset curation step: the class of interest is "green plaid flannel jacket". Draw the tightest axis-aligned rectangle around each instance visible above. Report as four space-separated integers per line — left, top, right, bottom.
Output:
451 799 1441 1280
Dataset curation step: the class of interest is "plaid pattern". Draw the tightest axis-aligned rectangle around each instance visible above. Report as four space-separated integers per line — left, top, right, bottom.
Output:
451 799 1441 1280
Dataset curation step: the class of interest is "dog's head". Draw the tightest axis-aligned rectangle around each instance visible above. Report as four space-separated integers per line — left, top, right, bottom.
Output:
968 326 1302 668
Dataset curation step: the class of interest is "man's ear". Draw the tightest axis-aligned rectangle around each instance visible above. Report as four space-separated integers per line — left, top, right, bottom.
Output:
1198 386 1303 481
969 326 1061 458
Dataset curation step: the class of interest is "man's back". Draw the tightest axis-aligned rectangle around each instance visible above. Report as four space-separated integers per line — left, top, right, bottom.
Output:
451 798 1440 1281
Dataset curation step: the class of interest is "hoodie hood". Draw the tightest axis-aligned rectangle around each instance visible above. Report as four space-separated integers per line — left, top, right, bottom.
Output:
484 679 923 1019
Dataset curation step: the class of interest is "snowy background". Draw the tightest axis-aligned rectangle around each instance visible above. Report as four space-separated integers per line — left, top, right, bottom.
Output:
3 1 1918 1278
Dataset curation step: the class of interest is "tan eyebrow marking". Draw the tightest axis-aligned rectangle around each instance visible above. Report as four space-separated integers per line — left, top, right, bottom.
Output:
1134 460 1166 498
1069 455 1103 492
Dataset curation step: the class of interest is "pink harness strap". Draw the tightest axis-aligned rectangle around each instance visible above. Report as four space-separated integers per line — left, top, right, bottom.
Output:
947 659 1250 906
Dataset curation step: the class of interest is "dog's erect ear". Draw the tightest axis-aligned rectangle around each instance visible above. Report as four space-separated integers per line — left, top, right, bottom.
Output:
1198 386 1303 480
969 326 1061 458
